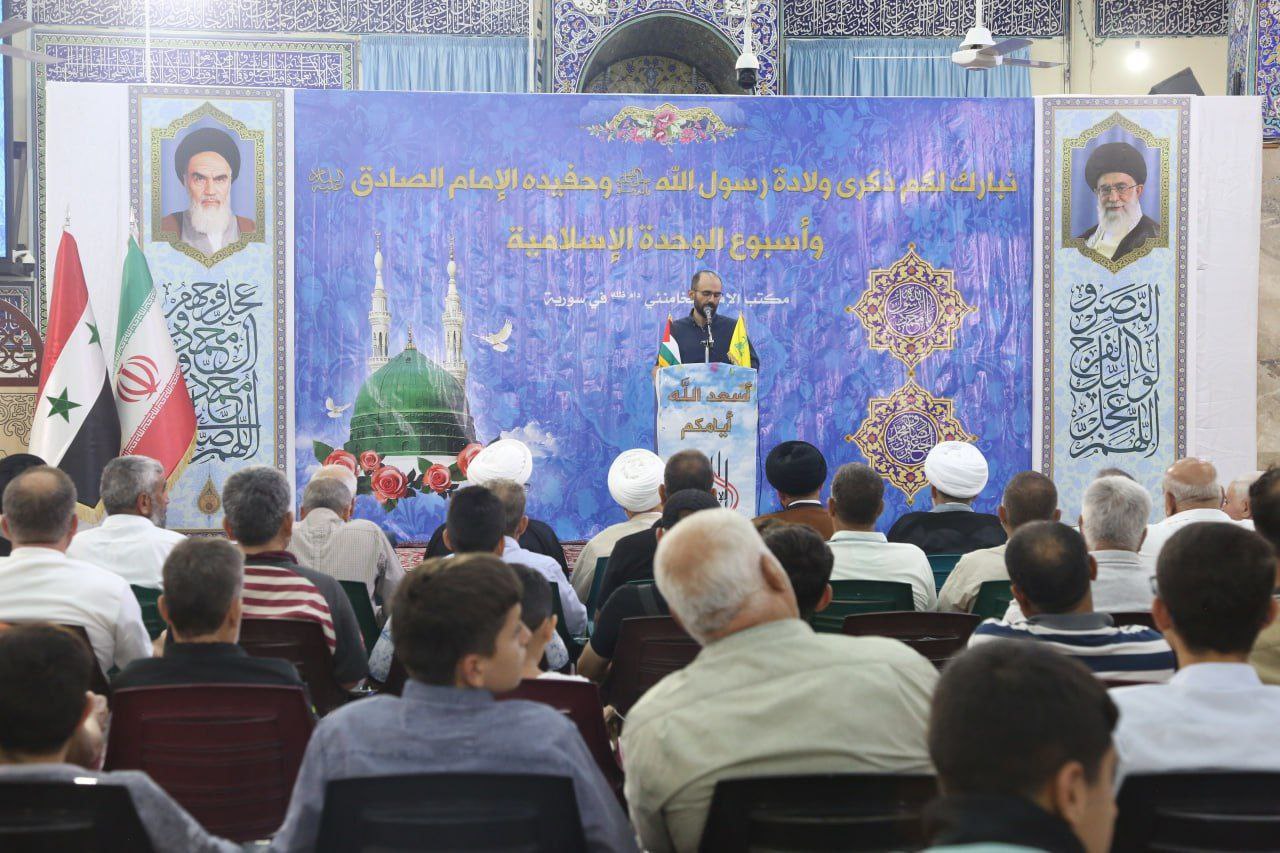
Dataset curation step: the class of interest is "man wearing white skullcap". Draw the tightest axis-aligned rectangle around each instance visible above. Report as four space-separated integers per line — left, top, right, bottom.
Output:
572 450 665 603
887 441 1006 555
422 439 569 574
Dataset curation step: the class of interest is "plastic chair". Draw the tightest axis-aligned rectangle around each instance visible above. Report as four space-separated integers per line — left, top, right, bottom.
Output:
586 556 610 621
238 618 352 716
810 580 915 633
1110 611 1158 631
549 582 585 664
699 773 939 852
316 773 586 853
130 585 165 640
971 580 1014 619
104 684 314 842
0 780 156 852
602 615 700 715
927 553 963 593
842 611 982 668
1112 772 1280 851
498 678 624 801
338 579 380 652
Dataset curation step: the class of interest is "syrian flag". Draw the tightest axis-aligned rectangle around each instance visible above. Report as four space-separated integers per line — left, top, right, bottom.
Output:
114 236 196 480
657 315 681 367
28 230 121 512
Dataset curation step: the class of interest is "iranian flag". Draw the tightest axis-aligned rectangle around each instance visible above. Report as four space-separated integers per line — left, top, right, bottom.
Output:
28 229 121 511
114 236 196 480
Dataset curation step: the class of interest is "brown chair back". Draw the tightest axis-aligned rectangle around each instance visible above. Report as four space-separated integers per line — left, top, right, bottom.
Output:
602 616 700 715
238 618 350 715
841 611 982 669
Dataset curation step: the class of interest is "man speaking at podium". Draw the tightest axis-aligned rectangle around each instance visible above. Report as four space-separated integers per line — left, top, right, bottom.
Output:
668 270 760 369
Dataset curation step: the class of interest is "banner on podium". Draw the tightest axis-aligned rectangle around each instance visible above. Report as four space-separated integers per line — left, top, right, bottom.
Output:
655 363 758 518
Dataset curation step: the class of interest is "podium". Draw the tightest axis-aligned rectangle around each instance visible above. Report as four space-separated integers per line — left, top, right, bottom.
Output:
655 363 759 518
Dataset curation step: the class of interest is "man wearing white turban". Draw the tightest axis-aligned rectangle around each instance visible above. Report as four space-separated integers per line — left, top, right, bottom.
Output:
572 450 665 603
887 441 1006 555
422 439 569 574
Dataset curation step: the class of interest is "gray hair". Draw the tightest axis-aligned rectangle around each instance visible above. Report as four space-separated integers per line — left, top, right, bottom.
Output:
222 466 292 547
654 508 770 644
162 539 243 636
1081 476 1152 551
2 466 76 543
100 456 165 516
1162 470 1221 506
487 478 526 536
302 477 352 514
1228 472 1265 503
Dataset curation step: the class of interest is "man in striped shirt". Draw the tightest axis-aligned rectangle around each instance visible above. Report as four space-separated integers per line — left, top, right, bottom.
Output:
969 521 1174 683
223 467 367 688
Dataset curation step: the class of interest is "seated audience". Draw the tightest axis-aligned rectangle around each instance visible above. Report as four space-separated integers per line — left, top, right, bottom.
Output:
826 462 936 611
513 564 585 682
222 466 367 687
924 642 1118 853
1139 457 1231 559
0 452 43 557
577 489 720 681
111 539 303 690
423 439 569 574
573 449 664 602
291 475 404 615
1225 470 1263 528
760 522 834 619
66 455 184 589
596 448 715 607
620 508 936 852
888 441 1006 554
271 556 636 852
1247 467 1280 684
1112 522 1280 775
753 440 834 538
488 478 586 636
1079 475 1156 612
938 471 1059 613
969 522 1175 682
0 466 150 674
0 624 238 852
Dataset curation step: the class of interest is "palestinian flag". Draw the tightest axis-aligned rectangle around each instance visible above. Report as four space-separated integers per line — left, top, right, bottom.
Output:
115 236 196 481
28 229 121 513
657 315 681 368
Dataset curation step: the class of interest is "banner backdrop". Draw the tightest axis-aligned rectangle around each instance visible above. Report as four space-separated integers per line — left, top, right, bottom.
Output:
294 92 1034 541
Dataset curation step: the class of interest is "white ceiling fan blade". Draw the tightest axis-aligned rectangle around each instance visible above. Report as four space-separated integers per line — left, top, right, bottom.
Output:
0 19 34 39
0 44 63 64
1003 57 1063 68
986 37 1033 56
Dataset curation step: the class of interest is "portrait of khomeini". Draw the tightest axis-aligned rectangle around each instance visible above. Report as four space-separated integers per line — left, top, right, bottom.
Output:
160 125 257 256
1075 140 1160 263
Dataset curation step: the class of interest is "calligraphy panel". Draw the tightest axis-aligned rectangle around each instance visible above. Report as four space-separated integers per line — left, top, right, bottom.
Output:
1038 97 1189 518
130 88 287 533
783 0 1065 37
1095 0 1228 36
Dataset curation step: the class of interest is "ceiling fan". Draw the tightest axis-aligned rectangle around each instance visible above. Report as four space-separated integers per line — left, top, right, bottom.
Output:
951 0 1062 70
0 19 61 64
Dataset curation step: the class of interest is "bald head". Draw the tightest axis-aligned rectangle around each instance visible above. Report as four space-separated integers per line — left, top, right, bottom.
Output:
2 466 77 546
1225 471 1264 522
1162 458 1223 516
663 449 714 498
654 508 796 644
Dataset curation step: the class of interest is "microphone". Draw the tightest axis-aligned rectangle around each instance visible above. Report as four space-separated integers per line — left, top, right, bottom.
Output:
703 305 715 346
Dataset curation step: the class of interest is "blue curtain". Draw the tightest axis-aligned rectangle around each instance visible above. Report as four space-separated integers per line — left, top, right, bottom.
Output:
786 38 1031 97
362 35 528 93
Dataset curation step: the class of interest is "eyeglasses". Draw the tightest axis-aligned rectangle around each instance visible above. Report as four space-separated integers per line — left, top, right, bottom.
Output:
1094 183 1138 198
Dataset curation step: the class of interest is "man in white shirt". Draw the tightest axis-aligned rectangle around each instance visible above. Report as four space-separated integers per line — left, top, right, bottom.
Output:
488 478 587 635
938 471 1059 613
1079 476 1156 613
572 449 664 603
826 462 936 610
291 475 403 615
1111 522 1280 777
0 466 150 674
66 455 184 589
1139 458 1231 559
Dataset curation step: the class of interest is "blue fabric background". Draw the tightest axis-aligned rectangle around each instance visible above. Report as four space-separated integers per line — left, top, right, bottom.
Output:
293 92 1034 541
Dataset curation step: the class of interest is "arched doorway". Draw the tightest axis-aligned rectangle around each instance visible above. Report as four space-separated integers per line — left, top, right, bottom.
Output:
578 13 740 95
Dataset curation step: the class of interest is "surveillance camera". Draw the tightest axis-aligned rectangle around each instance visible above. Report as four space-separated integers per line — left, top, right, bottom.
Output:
736 50 759 91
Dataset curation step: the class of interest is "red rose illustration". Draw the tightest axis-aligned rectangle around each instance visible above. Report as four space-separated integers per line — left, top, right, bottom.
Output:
323 449 358 474
456 442 484 476
425 464 452 493
371 466 408 502
358 450 382 473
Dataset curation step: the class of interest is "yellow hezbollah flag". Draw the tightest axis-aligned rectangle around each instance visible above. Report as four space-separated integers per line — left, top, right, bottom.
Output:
728 314 751 367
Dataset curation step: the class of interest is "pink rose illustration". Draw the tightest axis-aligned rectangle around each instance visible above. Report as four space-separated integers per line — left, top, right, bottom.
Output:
654 126 669 143
371 466 408 502
654 107 677 128
456 443 484 477
358 450 382 473
323 449 358 474
680 127 696 143
425 464 453 493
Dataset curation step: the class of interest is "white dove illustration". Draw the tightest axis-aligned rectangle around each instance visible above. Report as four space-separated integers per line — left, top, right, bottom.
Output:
475 319 513 352
325 397 352 418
